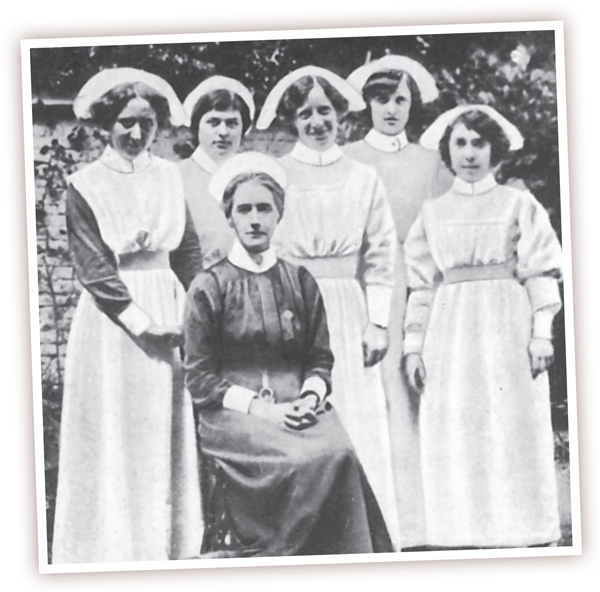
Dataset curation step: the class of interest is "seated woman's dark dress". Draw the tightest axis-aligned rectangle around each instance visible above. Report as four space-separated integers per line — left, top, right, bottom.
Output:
183 256 393 557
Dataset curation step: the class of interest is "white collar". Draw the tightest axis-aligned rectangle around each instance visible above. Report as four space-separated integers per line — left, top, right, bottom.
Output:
191 144 219 175
452 173 498 196
227 238 278 273
364 129 409 153
101 145 152 173
289 142 344 166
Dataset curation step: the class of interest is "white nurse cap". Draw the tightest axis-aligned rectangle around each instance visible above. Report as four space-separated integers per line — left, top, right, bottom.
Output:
209 151 288 201
419 104 524 151
182 75 256 128
73 67 186 126
347 55 439 104
255 65 365 130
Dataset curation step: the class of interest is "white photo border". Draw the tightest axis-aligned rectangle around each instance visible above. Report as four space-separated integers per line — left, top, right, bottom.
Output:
20 20 581 575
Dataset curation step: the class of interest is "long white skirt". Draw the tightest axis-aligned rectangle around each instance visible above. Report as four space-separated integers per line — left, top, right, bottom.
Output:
421 278 561 548
52 268 203 564
316 277 401 550
381 246 427 549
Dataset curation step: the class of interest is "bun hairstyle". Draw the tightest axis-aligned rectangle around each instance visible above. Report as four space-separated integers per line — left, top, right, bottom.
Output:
275 75 349 132
88 82 171 131
439 109 511 171
222 172 285 219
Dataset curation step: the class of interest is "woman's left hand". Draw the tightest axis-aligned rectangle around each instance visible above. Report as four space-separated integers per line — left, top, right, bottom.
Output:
362 323 389 367
528 337 554 378
284 398 319 431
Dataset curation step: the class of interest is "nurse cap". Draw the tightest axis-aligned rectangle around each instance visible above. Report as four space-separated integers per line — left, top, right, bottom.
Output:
73 67 186 126
420 104 524 151
209 151 288 201
347 55 439 104
182 75 256 128
255 65 366 130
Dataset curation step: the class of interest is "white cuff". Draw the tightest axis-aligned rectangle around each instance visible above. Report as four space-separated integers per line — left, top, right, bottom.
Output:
366 284 393 328
118 303 153 336
532 308 557 340
403 330 425 355
525 276 562 313
301 376 328 403
222 385 257 413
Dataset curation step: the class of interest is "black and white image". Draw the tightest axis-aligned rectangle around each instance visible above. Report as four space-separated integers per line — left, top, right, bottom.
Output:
21 22 579 573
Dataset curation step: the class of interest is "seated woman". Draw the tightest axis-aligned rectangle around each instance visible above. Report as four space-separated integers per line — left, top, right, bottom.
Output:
183 151 393 558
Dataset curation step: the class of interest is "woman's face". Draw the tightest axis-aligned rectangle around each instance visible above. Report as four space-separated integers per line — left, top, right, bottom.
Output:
369 76 412 136
449 122 493 183
110 96 158 160
198 109 243 163
228 180 280 254
293 84 338 152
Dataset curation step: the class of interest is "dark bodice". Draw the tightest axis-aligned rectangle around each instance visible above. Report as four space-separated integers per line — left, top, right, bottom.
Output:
184 259 334 409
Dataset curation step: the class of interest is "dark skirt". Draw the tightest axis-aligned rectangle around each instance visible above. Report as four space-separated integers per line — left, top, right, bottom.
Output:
198 406 393 557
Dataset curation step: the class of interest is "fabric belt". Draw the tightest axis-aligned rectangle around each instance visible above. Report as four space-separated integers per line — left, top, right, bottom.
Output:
284 255 359 279
118 250 170 271
443 264 515 284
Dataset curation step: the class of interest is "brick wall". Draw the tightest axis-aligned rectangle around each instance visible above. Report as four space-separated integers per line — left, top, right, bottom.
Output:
34 114 296 394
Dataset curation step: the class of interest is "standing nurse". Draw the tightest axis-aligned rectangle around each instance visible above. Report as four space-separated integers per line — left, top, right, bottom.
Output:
256 65 401 549
178 75 255 269
344 55 452 548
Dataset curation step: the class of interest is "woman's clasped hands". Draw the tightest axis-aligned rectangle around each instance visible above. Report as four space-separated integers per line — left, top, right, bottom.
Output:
249 392 320 431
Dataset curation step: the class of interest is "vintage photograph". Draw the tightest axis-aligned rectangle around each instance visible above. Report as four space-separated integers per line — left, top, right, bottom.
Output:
21 21 578 573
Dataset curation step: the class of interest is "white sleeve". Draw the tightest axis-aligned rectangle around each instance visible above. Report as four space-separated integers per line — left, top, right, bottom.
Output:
118 303 153 336
222 385 257 413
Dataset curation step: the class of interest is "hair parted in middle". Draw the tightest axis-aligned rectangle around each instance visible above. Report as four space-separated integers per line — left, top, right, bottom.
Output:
189 89 252 137
275 75 349 133
439 109 512 172
88 82 172 131
222 172 286 220
362 69 423 137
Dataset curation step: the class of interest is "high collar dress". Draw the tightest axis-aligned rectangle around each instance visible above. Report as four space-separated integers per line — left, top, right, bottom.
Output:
403 174 563 548
271 141 402 549
183 246 393 556
52 146 204 564
343 129 453 548
177 145 236 270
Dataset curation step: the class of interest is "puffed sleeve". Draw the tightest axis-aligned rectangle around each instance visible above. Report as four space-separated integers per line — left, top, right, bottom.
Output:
516 191 563 339
298 266 334 402
403 207 443 355
361 175 397 327
169 204 203 291
66 183 153 336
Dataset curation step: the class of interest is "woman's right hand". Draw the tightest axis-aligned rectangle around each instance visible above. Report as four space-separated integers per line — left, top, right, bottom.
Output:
403 353 426 393
249 398 318 431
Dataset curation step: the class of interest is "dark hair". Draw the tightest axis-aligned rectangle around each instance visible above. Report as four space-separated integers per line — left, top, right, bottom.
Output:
275 75 349 133
222 172 285 219
87 81 171 131
362 69 423 136
439 109 512 171
190 89 251 137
